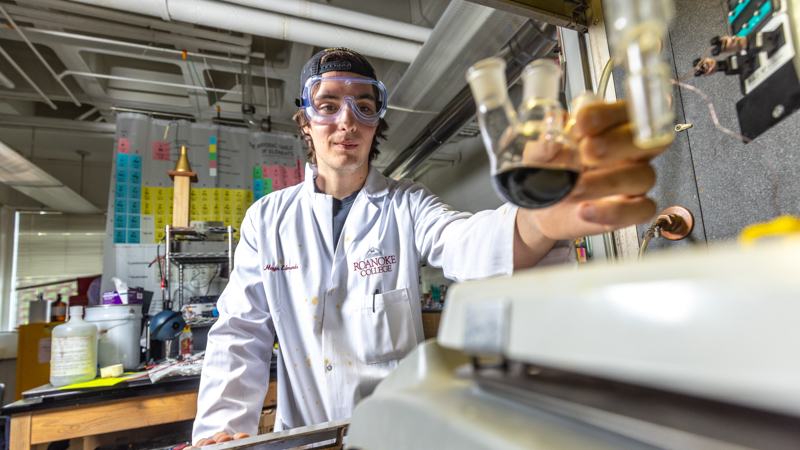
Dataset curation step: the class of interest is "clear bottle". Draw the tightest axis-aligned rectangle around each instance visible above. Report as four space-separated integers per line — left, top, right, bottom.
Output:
50 306 98 387
467 58 579 209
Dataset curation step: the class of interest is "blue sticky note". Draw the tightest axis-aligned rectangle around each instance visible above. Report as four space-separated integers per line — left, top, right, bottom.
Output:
116 169 127 184
128 215 140 229
114 230 126 244
129 185 141 199
130 155 142 170
128 200 140 214
117 153 129 168
114 214 126 229
115 184 128 199
210 136 216 144
127 230 140 244
114 199 126 214
254 179 263 191
130 170 141 185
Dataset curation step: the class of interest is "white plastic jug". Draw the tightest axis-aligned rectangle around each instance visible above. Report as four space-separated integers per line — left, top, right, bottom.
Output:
50 306 98 387
85 304 142 370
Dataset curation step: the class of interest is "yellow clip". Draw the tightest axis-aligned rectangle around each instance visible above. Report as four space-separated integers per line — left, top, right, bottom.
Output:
739 215 800 245
675 123 693 132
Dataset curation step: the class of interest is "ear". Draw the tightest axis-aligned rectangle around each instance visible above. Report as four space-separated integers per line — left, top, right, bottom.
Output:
301 123 312 138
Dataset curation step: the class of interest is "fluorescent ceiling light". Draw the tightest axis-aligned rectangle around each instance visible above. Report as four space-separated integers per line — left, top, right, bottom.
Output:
0 140 101 214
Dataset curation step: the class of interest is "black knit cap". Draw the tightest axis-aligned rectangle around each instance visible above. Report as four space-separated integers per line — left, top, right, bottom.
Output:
295 47 378 106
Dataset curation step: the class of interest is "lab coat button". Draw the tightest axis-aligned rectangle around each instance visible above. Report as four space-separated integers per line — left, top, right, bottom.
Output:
326 364 333 371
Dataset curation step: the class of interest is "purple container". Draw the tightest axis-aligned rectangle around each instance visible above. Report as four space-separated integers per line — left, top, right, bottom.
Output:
102 288 144 305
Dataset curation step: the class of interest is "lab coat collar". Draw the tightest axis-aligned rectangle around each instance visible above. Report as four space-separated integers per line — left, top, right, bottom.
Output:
303 163 389 198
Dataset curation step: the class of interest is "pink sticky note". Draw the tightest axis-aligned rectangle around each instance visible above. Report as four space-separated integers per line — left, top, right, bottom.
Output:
152 142 171 161
118 138 130 154
209 160 217 168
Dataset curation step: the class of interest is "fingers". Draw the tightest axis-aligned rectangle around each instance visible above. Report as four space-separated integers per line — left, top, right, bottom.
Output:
233 433 250 440
579 195 657 226
571 163 655 201
575 101 628 137
579 123 669 166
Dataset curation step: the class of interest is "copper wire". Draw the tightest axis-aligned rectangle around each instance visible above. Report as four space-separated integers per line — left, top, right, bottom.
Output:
672 79 781 216
695 58 720 77
718 35 748 54
678 46 715 81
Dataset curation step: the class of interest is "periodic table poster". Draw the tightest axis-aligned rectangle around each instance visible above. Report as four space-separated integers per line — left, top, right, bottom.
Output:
100 113 303 294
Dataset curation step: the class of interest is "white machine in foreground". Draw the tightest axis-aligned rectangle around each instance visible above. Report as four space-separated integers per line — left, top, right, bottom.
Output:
347 241 800 449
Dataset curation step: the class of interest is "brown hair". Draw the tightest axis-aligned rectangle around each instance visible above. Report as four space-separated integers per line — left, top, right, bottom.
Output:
293 50 389 165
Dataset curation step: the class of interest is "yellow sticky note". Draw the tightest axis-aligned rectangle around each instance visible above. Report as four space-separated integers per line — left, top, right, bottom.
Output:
155 202 166 216
213 214 222 222
200 202 211 216
167 201 174 215
155 188 166 202
212 188 221 202
234 190 244 202
212 203 221 215
167 187 174 200
155 216 167 231
223 189 232 203
201 215 213 221
222 203 232 216
199 189 210 202
190 189 198 202
234 203 245 216
245 191 253 203
224 215 233 227
142 187 153 202
190 202 199 216
155 231 165 244
142 201 153 215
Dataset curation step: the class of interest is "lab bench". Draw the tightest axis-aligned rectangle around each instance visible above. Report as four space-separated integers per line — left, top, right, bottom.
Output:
421 309 442 340
2 364 277 449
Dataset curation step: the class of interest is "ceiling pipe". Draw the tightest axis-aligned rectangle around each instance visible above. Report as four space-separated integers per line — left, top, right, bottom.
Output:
19 0 251 47
0 114 115 133
0 45 57 110
0 69 14 89
75 107 98 121
383 20 559 179
0 4 82 107
4 5 251 56
23 28 250 65
218 0 432 43
65 0 422 63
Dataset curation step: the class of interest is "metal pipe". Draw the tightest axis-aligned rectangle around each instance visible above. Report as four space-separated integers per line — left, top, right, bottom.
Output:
0 113 115 132
218 0 432 43
0 45 57 110
384 20 559 179
0 68 14 89
75 107 98 121
22 28 250 65
0 4 81 107
65 0 422 63
19 0 251 47
58 71 239 95
5 5 250 56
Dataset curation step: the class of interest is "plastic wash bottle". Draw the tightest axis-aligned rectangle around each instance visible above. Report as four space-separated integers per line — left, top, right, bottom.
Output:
50 306 98 387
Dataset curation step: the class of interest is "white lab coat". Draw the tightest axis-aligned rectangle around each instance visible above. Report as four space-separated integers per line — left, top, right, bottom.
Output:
193 163 573 442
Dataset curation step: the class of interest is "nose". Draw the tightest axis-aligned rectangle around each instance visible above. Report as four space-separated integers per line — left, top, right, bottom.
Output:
337 101 358 130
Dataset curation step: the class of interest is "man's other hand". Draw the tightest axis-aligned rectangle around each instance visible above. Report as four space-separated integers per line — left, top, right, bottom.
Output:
189 431 250 447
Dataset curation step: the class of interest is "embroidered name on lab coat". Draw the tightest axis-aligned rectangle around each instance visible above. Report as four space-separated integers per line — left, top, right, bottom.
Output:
264 264 299 272
353 255 397 277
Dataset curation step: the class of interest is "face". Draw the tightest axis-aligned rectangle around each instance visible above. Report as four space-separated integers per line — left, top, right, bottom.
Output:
302 71 378 175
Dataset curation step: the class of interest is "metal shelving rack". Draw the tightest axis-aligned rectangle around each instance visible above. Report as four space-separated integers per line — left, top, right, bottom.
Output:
164 225 235 310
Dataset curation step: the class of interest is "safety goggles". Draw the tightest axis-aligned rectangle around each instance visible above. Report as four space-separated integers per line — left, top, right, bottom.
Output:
297 76 387 127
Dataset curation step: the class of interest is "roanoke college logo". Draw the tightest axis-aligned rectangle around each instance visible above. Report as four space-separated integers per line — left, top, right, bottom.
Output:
354 248 396 277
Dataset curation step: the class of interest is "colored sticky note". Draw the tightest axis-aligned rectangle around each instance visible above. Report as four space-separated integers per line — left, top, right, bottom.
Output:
115 184 128 199
167 187 174 200
152 142 171 161
117 153 129 168
253 179 263 191
155 216 167 231
128 200 140 214
212 203 221 216
223 215 233 227
245 191 253 203
130 170 141 185
212 189 221 202
130 155 142 170
117 138 130 154
263 178 273 194
200 202 211 216
114 199 126 214
167 201 173 215
127 230 140 244
201 215 213 222
155 202 166 216
253 166 262 179
199 189 210 202
190 203 199 216
155 230 165 244
222 203 232 216
209 150 216 160
142 201 153 215
142 187 153 201
154 188 166 202
190 189 198 202
234 203 244 216
234 190 244 202
129 185 141 199
114 214 126 229
128 215 140 229
223 189 232 203
209 136 216 145
116 169 127 184
114 230 126 243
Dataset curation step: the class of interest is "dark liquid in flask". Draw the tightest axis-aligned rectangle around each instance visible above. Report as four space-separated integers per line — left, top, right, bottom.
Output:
493 167 579 209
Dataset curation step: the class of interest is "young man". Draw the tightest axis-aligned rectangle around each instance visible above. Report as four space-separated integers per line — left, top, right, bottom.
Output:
192 48 664 445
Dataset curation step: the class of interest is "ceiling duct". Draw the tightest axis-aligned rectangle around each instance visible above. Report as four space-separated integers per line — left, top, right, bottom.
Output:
383 19 558 179
0 140 101 214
